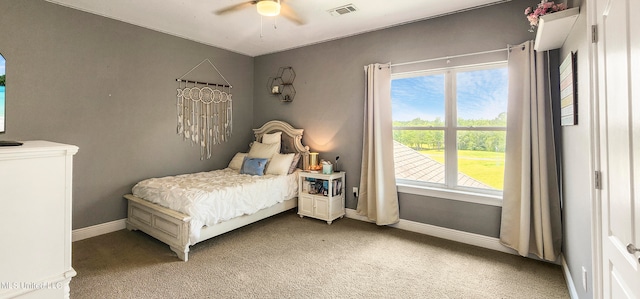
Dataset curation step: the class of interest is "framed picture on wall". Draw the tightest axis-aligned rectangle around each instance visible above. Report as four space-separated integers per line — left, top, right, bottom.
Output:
0 52 5 133
560 52 577 126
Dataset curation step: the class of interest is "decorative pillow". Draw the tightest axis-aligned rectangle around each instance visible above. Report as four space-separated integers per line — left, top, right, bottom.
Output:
262 131 282 153
240 157 269 176
262 131 282 144
248 141 280 159
266 153 295 175
288 153 301 174
227 152 247 170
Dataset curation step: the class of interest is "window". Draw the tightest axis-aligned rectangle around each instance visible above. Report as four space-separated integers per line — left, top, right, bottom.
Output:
391 62 508 198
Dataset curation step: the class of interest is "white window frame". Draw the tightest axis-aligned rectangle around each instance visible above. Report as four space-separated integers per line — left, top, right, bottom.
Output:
392 61 507 206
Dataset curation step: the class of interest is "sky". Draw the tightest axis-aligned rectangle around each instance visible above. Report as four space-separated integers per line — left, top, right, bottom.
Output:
391 68 508 122
0 54 4 75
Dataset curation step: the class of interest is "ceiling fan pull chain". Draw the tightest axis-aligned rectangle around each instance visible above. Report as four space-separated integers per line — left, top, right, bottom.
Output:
260 15 264 38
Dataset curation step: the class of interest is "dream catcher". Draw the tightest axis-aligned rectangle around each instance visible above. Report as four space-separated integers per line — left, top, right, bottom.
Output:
176 59 233 160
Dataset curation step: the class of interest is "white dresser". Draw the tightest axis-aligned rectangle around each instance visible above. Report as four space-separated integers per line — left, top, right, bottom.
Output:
0 141 78 299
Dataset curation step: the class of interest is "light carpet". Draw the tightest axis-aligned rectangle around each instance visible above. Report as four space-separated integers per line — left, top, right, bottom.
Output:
71 210 569 298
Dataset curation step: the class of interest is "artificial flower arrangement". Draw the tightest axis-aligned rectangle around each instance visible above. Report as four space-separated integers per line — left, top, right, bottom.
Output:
525 0 568 32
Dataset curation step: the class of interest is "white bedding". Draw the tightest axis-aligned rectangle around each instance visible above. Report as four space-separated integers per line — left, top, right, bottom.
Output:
132 168 298 244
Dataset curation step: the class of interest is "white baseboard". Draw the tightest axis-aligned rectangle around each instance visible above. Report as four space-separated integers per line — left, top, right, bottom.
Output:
72 219 127 242
561 254 580 299
345 208 517 255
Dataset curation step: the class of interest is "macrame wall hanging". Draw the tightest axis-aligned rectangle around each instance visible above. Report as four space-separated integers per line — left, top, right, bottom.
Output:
176 59 233 160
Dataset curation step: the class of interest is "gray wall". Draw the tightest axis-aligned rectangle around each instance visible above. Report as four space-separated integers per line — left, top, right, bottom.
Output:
399 194 502 237
0 0 254 229
253 0 539 236
560 0 593 298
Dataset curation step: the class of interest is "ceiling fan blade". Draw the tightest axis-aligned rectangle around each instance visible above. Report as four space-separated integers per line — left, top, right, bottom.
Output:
280 3 306 25
214 1 257 15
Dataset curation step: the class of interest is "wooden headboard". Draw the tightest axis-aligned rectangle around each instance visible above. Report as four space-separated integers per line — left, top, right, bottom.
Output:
253 120 310 170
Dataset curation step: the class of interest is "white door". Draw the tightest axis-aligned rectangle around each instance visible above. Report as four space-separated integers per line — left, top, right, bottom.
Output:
596 0 640 297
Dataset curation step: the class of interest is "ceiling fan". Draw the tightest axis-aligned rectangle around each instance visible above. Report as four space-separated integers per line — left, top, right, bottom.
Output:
215 0 306 25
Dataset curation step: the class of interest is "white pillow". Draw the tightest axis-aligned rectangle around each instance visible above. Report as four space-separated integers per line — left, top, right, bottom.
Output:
248 142 280 159
228 152 247 170
266 153 295 175
262 131 282 153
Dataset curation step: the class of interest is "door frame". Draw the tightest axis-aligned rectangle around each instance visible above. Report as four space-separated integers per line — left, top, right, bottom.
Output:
587 0 603 297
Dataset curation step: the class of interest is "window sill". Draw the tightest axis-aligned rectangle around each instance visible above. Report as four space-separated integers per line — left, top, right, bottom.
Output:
396 183 503 207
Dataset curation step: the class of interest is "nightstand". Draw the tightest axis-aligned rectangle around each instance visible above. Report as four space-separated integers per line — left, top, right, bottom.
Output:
298 171 345 224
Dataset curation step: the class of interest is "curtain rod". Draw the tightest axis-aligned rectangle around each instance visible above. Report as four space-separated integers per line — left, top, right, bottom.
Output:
390 47 509 67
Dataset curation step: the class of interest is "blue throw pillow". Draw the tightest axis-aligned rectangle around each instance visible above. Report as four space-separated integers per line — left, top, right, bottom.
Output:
240 157 269 176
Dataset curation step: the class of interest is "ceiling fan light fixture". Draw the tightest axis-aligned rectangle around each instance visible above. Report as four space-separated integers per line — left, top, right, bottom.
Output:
256 0 280 17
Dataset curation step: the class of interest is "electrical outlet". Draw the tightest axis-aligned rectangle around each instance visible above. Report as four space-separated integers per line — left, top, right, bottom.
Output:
582 267 588 292
353 187 358 197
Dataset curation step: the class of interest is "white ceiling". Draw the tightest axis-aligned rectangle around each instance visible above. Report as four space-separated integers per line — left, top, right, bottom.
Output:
45 0 508 57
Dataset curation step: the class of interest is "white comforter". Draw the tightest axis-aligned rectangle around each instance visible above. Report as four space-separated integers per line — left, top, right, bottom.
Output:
132 168 298 244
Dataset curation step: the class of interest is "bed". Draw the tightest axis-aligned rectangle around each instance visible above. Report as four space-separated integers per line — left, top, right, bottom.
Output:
123 120 310 261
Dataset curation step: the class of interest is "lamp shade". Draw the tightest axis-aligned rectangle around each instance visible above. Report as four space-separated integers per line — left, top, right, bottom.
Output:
309 152 319 169
256 0 280 16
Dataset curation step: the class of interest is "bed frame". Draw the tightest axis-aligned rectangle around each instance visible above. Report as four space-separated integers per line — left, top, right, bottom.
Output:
124 120 310 261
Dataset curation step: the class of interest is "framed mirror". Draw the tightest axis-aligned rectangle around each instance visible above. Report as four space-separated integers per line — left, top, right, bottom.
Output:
0 52 5 133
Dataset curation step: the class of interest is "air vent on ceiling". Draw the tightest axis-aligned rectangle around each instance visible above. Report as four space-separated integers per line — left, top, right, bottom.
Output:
328 4 358 17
